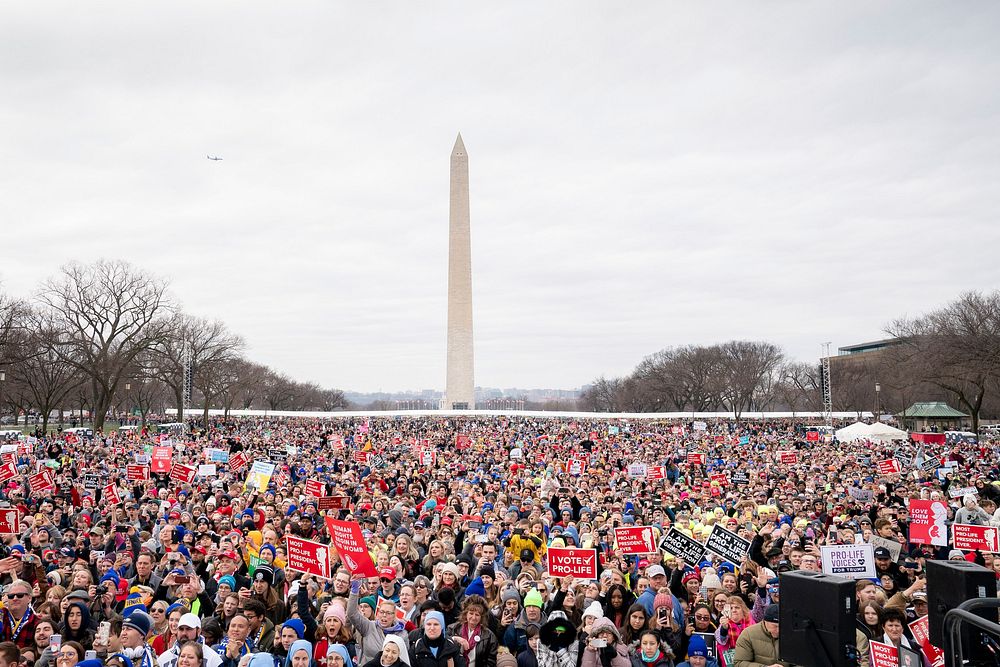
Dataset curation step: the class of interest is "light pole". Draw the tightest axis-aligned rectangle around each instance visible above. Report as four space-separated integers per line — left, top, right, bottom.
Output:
874 382 881 421
0 371 5 426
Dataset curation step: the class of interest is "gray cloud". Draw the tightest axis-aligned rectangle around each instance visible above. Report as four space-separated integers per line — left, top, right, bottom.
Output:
2 2 999 392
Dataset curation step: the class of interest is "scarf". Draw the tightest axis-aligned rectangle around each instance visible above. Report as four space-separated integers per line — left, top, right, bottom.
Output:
640 649 664 664
460 624 481 658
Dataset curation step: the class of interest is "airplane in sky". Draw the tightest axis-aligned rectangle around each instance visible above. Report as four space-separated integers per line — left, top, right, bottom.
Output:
207 155 223 161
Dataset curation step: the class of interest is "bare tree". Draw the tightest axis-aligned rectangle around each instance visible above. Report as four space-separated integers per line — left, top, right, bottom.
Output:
37 260 172 432
195 356 243 423
11 310 85 432
887 291 1000 431
154 313 244 421
714 341 784 418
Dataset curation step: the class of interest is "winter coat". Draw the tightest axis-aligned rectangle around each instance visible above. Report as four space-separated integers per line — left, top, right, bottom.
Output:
581 644 630 667
408 634 467 667
447 622 498 667
731 622 789 667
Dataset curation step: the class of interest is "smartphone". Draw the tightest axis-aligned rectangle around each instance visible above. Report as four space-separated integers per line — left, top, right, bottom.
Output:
468 520 482 531
86 652 97 661
96 622 111 645
50 635 62 653
591 638 607 648
657 608 669 623
174 575 190 584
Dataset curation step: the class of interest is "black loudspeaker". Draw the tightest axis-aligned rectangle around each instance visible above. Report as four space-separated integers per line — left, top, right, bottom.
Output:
779 570 857 667
927 559 996 648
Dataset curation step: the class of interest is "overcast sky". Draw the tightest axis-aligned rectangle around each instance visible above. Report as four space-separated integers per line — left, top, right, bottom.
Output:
3 3 999 393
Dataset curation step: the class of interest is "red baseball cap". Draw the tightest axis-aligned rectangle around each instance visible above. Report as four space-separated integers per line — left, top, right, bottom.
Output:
441 517 453 526
219 550 239 561
378 567 396 580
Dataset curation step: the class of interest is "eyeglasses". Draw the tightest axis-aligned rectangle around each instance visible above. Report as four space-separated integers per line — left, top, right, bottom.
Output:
5 593 28 600
415 584 428 589
151 608 166 614
694 615 711 621
380 578 392 583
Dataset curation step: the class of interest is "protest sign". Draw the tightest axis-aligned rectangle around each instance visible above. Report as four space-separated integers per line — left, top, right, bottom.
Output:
627 463 648 478
229 450 249 472
848 486 874 503
305 479 327 498
646 465 666 480
948 486 976 499
777 450 797 464
151 446 172 473
693 421 707 431
170 463 196 484
869 640 897 667
710 473 728 487
687 452 706 465
705 524 751 565
419 450 436 466
567 458 586 475
134 453 151 465
28 470 53 493
877 459 902 476
102 483 122 505
353 451 370 465
318 495 350 511
126 464 150 481
731 471 750 485
614 526 660 555
909 499 949 546
659 528 707 565
869 535 902 562
198 464 217 478
455 433 471 449
207 448 230 463
547 547 599 579
0 508 20 534
908 615 945 667
325 518 378 576
245 460 276 491
821 543 876 578
0 462 17 484
806 430 820 442
285 535 331 579
952 524 1000 552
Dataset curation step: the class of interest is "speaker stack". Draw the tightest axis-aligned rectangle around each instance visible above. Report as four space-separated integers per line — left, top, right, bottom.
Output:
779 570 857 667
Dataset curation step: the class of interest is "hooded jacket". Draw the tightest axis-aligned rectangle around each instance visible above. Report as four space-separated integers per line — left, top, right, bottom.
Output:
285 640 314 667
580 618 629 667
348 586 411 666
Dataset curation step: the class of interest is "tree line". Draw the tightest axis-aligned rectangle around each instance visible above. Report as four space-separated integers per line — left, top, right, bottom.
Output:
579 290 1000 428
0 260 349 431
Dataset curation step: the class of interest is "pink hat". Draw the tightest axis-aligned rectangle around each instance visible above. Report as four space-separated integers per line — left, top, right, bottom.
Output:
324 604 346 624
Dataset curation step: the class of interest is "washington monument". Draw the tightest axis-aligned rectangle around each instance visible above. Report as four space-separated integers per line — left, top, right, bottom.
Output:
445 133 475 409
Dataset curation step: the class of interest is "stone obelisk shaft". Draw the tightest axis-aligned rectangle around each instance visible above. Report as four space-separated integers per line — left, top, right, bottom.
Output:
445 133 475 409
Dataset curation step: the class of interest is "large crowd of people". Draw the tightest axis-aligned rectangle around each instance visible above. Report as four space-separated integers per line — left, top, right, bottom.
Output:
0 415 996 667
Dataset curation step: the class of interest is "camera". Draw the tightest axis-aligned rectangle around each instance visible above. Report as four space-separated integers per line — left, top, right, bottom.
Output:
96 583 109 597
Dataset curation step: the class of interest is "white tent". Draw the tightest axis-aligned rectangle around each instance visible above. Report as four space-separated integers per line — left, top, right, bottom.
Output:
835 422 908 443
867 422 909 442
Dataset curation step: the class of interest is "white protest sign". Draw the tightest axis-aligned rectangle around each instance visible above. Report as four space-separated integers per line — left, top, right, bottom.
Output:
869 535 902 562
821 543 876 579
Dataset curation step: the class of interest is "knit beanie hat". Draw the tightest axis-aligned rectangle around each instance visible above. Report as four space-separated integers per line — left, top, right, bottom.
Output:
424 611 446 628
496 650 517 667
582 600 604 619
501 588 522 605
653 592 673 611
688 634 708 658
324 603 347 624
524 588 544 608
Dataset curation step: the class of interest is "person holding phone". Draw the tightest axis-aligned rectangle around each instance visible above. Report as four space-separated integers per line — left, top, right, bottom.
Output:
581 617 629 667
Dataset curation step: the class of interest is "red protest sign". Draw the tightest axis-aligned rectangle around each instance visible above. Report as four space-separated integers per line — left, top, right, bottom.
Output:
567 459 586 475
126 465 150 481
353 451 370 465
170 463 196 484
329 434 344 449
806 431 820 442
547 547 598 579
908 615 945 667
455 434 471 449
710 473 728 487
778 450 797 464
714 435 725 444
285 535 332 579
229 450 249 472
325 517 378 577
869 640 897 667
102 483 122 506
151 446 173 473
589 431 599 441
318 496 350 511
646 465 666 480
0 508 20 534
28 470 53 494
613 526 660 555
0 452 15 466
952 524 1000 552
305 479 326 498
908 499 949 546
0 462 18 484
877 459 902 476
687 452 706 465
